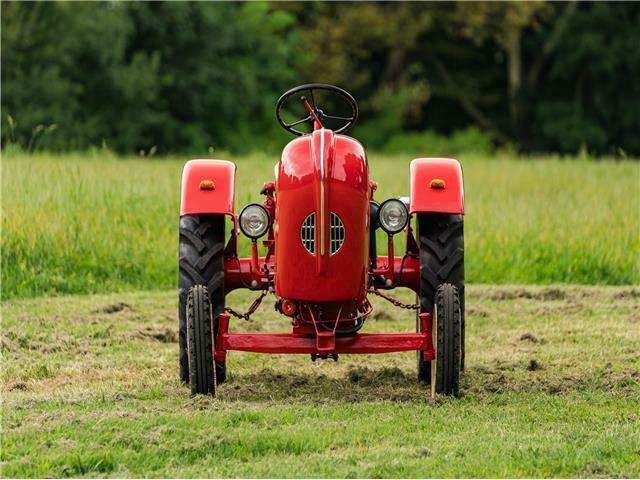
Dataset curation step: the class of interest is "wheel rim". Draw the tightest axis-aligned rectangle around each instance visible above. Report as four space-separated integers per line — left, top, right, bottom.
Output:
430 303 438 398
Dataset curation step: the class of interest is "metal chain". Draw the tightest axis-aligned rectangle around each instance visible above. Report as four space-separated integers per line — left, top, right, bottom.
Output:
225 288 417 321
370 288 421 310
224 290 268 321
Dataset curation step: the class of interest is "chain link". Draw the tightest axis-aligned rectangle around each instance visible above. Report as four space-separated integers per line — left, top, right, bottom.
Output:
224 289 268 321
225 287 418 321
370 288 421 310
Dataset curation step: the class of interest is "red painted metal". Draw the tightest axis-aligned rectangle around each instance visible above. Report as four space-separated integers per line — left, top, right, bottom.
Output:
180 86 469 374
375 255 420 293
302 97 324 130
210 139 442 362
420 312 435 361
281 299 297 316
409 158 464 214
371 235 395 278
260 187 277 266
224 257 272 293
219 332 428 354
223 255 418 295
214 312 433 357
250 241 260 274
180 159 235 216
214 314 230 362
275 130 370 301
305 302 344 351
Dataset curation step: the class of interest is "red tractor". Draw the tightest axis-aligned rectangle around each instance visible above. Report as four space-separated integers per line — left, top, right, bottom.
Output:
179 84 465 397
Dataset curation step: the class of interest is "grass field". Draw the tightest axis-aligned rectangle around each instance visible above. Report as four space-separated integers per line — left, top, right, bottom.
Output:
1 152 639 477
2 152 639 299
2 285 639 477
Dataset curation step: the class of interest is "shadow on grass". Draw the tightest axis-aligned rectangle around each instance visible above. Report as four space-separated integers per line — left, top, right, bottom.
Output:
214 363 640 404
218 366 430 403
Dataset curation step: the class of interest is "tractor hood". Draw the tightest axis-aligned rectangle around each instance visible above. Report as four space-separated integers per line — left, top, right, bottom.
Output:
274 129 370 302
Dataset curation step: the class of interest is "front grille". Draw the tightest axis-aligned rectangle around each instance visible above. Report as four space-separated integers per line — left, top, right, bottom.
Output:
300 212 345 255
330 213 345 255
301 213 315 254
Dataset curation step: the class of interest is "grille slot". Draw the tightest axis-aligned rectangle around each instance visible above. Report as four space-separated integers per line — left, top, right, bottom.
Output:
300 212 345 255
330 213 345 255
301 213 315 254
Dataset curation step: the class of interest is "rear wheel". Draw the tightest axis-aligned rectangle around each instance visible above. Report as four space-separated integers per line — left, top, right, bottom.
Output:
187 285 216 396
417 213 465 383
431 283 462 396
179 214 226 385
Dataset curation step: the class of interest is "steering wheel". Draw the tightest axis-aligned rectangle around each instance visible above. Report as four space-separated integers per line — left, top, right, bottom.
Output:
276 83 358 136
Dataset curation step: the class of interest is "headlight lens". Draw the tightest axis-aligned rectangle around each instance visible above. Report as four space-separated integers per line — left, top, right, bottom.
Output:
378 198 409 234
239 204 270 239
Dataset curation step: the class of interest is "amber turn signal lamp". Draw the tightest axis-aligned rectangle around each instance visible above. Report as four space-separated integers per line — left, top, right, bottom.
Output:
429 178 446 189
199 180 215 190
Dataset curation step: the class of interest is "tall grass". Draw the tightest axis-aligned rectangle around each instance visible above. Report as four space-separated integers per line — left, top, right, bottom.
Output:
2 151 638 299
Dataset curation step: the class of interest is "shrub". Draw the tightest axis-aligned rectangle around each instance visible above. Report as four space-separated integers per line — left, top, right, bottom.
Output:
382 127 493 155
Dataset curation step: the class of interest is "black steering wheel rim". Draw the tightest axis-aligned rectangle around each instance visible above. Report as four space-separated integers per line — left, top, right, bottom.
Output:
275 83 358 136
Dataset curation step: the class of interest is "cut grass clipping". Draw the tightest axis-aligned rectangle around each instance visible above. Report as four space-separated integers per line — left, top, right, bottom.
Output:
2 286 639 477
2 152 639 299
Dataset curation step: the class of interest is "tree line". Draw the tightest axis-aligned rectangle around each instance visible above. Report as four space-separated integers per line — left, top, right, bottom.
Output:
2 1 638 156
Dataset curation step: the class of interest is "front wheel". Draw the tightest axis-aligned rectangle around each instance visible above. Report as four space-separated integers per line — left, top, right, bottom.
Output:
417 213 465 383
187 285 216 396
431 283 462 397
179 214 226 384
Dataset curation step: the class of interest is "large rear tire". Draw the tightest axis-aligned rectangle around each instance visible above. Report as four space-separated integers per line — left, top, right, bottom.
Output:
431 283 462 397
179 214 226 385
187 285 216 396
417 213 465 383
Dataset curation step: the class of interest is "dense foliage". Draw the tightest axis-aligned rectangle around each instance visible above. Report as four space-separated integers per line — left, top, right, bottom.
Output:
2 1 639 155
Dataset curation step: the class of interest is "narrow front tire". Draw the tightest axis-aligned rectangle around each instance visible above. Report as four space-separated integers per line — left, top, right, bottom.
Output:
431 283 462 397
187 285 216 396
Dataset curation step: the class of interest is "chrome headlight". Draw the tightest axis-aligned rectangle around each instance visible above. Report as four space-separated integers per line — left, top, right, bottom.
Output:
239 203 270 239
378 198 409 234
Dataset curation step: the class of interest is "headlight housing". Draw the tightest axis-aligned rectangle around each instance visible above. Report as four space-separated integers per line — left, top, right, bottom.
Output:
239 203 270 239
378 198 409 234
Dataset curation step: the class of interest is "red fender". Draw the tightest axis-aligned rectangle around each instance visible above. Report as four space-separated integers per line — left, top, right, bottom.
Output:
409 158 464 214
180 159 235 216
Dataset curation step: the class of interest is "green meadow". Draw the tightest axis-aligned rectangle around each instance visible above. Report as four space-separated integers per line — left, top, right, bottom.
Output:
2 152 638 299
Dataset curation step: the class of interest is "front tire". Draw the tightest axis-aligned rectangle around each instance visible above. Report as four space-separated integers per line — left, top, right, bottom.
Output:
417 213 465 383
431 283 462 397
187 285 216 396
179 214 226 385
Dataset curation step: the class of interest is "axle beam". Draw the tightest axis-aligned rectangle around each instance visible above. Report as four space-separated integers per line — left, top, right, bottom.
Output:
219 332 427 354
214 313 435 361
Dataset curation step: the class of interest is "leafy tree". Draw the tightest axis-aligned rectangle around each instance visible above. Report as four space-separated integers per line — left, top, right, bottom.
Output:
530 2 640 154
2 1 638 156
284 1 639 155
2 2 298 153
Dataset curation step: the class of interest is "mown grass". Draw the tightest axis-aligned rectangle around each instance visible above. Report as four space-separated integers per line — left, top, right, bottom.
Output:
2 285 639 477
2 152 639 299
